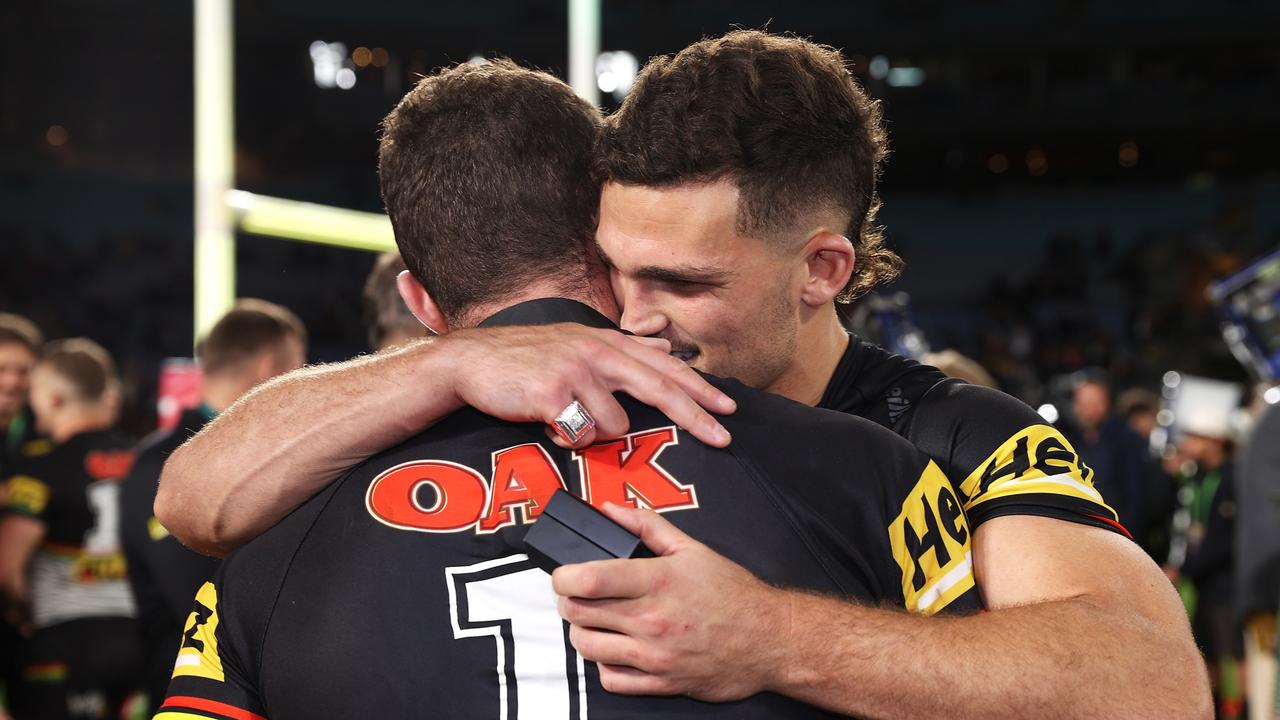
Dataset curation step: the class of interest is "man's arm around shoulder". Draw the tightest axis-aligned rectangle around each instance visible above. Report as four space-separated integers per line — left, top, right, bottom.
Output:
157 326 735 556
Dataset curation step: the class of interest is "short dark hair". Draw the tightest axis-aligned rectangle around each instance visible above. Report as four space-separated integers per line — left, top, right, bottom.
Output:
0 313 43 353
40 338 116 403
198 299 306 376
596 30 900 301
378 59 604 325
362 252 422 348
1116 388 1160 419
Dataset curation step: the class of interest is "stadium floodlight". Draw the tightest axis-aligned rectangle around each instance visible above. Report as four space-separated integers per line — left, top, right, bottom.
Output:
886 66 925 88
869 55 890 80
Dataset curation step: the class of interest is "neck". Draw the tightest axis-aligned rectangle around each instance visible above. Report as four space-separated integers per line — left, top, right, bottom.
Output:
765 305 849 407
464 284 616 329
202 376 253 414
49 409 111 444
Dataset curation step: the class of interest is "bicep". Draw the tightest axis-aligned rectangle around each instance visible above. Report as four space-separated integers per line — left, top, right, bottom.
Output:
973 515 1185 627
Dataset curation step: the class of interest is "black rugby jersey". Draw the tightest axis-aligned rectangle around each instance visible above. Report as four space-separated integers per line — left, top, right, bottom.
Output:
2 429 137 628
160 299 981 720
2 406 44 480
819 335 1127 535
120 407 219 715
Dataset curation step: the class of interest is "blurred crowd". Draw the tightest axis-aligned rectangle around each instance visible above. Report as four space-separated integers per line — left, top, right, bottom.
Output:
1 246 1278 719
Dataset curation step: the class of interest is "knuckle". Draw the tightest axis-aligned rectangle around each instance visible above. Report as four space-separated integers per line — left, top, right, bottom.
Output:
652 377 679 397
647 647 677 671
576 568 603 597
642 613 671 638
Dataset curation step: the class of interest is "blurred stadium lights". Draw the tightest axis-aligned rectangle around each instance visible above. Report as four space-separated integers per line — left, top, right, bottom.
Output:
45 125 68 147
595 50 638 101
1265 386 1280 405
868 55 889 80
1036 403 1060 424
1026 149 1048 177
352 46 372 68
310 41 352 89
1119 141 1139 168
886 66 925 88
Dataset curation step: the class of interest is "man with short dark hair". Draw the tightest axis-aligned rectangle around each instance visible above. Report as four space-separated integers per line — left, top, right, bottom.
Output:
362 252 428 350
118 299 305 717
0 339 141 720
195 298 306 378
0 313 44 476
160 31 1208 718
157 59 978 720
1068 372 1148 536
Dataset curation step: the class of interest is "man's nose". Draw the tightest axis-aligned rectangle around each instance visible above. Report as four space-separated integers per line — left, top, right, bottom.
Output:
618 287 668 338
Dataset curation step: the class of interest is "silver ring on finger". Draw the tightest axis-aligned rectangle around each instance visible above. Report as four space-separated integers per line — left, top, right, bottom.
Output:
552 400 596 445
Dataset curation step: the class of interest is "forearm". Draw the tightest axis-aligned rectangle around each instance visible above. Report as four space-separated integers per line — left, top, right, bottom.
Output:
157 337 464 555
770 592 1210 719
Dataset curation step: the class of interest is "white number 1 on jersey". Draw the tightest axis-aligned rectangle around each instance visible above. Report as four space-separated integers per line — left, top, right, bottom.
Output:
447 555 589 720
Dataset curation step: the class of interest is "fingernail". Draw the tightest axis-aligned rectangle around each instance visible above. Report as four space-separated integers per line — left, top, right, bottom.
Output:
712 425 731 446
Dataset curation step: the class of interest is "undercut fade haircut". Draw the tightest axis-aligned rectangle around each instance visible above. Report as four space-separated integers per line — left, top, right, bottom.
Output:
40 338 117 403
0 313 43 353
596 30 901 301
379 59 604 325
198 299 307 377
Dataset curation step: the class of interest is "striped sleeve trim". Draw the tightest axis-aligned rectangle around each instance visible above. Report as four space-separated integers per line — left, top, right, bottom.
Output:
966 494 1132 539
159 696 268 720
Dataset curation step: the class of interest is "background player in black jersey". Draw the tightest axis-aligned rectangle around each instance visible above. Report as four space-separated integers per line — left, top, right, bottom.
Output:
157 59 977 720
119 300 305 718
0 313 44 719
0 339 141 720
158 30 1209 718
0 314 43 481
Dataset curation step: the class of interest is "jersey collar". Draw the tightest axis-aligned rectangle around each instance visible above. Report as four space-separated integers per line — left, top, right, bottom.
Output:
478 298 617 331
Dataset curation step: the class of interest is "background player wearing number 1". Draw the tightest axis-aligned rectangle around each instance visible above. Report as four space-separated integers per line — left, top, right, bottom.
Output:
0 340 141 720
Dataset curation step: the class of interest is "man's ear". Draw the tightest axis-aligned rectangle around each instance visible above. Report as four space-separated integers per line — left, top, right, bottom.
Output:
799 232 856 307
396 270 450 335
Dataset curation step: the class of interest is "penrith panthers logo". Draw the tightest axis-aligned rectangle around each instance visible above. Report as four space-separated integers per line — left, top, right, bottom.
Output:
366 426 698 534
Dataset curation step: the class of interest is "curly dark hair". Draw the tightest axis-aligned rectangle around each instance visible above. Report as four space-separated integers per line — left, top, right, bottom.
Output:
596 30 901 301
379 59 604 324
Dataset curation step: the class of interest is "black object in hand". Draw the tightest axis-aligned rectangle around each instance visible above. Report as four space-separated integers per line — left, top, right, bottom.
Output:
523 489 654 574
